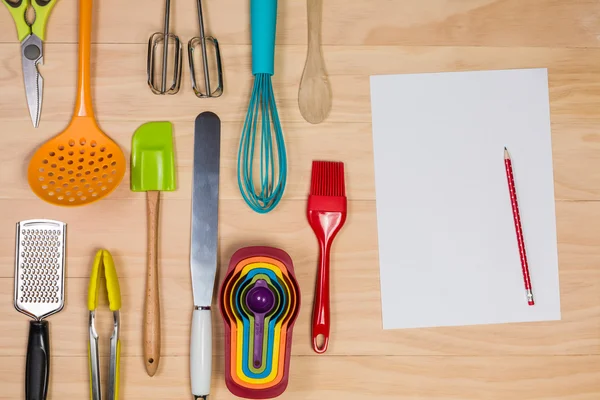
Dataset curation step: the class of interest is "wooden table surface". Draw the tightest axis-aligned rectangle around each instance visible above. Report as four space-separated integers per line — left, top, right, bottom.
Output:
1 0 600 399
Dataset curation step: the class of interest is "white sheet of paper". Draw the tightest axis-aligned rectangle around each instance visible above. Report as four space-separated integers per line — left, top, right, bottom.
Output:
370 68 561 330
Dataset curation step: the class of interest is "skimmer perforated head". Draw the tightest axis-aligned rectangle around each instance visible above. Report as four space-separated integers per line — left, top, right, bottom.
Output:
27 128 126 206
14 219 67 321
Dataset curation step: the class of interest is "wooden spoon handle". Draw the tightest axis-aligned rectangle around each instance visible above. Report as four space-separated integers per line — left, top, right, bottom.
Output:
306 0 323 51
143 190 161 376
75 0 94 118
299 0 331 124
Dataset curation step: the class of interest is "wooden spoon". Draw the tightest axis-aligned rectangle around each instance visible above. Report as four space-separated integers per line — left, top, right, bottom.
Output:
27 0 125 206
298 0 332 124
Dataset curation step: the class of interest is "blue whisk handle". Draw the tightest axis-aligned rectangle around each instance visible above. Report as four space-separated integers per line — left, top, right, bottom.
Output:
251 0 278 75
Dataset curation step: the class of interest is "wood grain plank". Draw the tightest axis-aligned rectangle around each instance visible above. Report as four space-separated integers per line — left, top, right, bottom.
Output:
1 45 600 199
1 0 599 47
1 119 600 201
1 354 599 400
1 45 600 125
0 200 598 358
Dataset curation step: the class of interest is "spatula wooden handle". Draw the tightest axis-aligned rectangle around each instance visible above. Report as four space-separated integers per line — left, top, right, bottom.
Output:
144 190 161 376
75 0 94 118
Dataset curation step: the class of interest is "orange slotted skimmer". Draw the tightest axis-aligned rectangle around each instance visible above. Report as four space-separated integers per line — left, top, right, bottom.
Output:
27 0 125 206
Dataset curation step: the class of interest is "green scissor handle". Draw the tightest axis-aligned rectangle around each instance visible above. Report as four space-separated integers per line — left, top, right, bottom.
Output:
31 0 57 41
2 0 57 42
2 0 30 42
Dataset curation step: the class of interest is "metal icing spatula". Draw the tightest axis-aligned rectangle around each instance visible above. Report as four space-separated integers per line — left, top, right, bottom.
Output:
14 219 67 400
189 112 221 400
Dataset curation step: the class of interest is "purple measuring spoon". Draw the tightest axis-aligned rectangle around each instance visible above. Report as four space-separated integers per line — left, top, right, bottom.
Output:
245 279 276 369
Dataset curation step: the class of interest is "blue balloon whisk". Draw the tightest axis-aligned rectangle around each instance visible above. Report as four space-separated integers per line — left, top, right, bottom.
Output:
237 0 287 214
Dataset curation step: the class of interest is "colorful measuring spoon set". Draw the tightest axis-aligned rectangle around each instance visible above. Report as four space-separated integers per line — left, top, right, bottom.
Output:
219 247 301 399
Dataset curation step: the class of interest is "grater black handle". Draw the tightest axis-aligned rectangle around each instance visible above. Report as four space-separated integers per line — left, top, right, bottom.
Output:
26 320 50 400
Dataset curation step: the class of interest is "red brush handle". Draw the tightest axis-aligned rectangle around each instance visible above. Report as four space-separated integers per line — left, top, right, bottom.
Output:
308 204 346 354
312 237 332 353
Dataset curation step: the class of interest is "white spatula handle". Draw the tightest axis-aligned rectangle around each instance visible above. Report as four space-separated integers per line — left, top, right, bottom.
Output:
191 308 212 399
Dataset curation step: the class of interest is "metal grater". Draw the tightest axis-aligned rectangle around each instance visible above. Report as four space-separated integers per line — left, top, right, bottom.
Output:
14 219 67 320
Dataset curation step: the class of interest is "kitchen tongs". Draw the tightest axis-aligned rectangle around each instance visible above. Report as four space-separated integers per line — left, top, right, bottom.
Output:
88 250 122 400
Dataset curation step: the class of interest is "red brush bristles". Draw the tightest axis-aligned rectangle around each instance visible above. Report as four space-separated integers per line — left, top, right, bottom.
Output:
310 161 346 197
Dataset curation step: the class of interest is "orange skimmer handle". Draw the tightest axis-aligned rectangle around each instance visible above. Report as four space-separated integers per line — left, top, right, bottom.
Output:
74 0 95 118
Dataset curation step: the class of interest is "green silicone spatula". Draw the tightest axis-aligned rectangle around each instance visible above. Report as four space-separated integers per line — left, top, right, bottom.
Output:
131 121 176 376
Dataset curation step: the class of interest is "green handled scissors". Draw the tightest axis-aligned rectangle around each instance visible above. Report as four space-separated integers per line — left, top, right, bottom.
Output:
2 0 58 127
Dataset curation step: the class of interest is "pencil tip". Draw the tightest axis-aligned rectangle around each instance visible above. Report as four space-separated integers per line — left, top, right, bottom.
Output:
504 147 510 159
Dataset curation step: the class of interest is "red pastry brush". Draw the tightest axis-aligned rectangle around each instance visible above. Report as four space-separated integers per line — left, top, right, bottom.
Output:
307 160 347 354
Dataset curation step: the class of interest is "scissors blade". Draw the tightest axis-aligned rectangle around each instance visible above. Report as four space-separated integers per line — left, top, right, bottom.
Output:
21 35 44 128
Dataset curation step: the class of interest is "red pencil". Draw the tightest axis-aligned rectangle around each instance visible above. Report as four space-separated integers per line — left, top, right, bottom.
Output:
504 147 534 306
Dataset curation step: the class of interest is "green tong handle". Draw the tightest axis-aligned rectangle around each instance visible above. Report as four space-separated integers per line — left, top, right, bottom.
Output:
251 0 278 75
2 0 58 42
